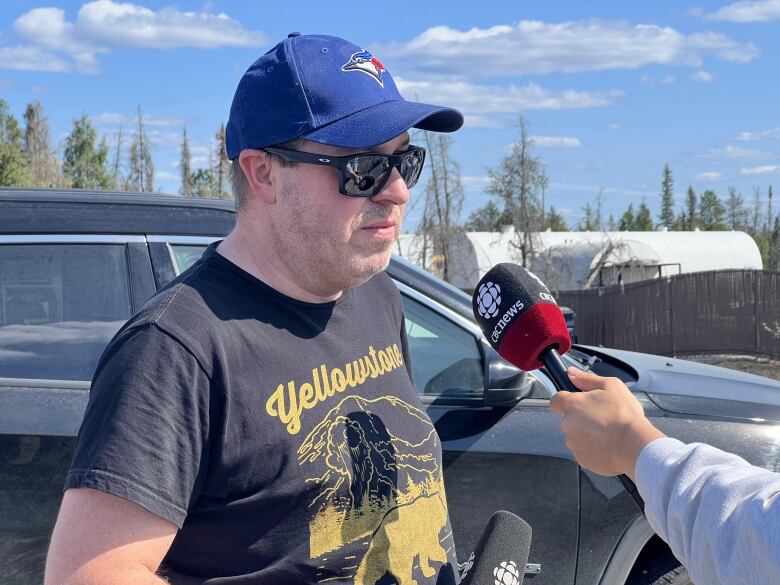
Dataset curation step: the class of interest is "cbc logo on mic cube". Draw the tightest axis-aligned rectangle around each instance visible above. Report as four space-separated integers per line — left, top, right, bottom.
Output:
477 282 502 319
494 560 521 585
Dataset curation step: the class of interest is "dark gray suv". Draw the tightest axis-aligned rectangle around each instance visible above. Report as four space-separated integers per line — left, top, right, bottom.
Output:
2 188 779 585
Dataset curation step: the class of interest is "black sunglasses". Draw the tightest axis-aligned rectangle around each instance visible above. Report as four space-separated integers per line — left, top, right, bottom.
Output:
262 145 426 197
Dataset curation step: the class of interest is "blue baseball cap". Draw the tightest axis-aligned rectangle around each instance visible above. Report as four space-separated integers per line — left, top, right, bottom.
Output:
226 33 463 159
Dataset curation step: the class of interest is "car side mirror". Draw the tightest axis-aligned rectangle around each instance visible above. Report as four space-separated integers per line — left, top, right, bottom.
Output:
483 345 535 407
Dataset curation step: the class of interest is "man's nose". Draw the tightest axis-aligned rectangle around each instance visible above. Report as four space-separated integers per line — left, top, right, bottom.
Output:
371 168 410 206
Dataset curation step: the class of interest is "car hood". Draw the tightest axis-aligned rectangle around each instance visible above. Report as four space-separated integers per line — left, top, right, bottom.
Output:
583 346 780 423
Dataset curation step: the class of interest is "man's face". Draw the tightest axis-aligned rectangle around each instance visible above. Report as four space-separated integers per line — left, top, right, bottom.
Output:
267 132 411 296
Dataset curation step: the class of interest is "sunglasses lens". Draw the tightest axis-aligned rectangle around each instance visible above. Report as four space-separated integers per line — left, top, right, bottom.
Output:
400 148 425 188
344 155 391 196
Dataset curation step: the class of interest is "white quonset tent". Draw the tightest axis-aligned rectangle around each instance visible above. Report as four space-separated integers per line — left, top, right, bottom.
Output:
395 229 763 291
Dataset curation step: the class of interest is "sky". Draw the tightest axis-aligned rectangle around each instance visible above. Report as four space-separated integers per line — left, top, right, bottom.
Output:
1 0 779 231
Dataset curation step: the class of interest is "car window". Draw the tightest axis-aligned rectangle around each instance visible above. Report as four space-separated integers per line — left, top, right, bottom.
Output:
401 294 484 399
0 244 131 381
171 244 209 273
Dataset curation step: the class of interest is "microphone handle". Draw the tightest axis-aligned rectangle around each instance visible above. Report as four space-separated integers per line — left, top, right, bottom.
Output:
539 346 645 513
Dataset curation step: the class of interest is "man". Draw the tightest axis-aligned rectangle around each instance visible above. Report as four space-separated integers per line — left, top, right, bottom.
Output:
551 367 780 585
44 33 463 585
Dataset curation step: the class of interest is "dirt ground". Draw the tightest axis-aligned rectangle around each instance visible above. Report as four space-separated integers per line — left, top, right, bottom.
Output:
683 354 780 382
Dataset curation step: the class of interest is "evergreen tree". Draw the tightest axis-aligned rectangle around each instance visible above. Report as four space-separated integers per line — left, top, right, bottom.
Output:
128 106 154 192
618 203 635 230
580 203 596 231
635 200 653 230
213 123 231 199
699 189 726 230
659 163 675 228
464 201 510 231
685 186 697 230
23 101 59 187
546 206 568 231
0 100 30 186
190 168 216 198
768 216 780 270
180 126 192 196
62 115 111 189
606 213 616 231
725 186 748 230
767 185 774 236
111 124 123 190
485 117 546 266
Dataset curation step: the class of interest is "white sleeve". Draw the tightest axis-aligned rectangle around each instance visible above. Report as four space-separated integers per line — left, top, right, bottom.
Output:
635 437 780 585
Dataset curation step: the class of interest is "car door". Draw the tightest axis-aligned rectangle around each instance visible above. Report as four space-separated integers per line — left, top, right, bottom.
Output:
0 235 156 585
397 282 581 585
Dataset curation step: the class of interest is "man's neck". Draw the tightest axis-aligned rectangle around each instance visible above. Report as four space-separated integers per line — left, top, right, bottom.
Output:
216 226 342 304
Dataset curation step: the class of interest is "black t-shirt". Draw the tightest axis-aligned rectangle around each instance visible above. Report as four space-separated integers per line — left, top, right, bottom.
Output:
66 243 459 585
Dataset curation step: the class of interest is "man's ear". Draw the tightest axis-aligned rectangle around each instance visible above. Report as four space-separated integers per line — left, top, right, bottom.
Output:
239 149 276 205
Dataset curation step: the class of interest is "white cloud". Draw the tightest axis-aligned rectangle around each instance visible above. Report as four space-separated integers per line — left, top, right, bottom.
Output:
608 123 620 130
740 165 778 175
641 74 654 85
378 20 758 79
530 135 583 148
461 175 491 189
691 70 715 82
4 1 265 73
0 44 71 72
397 78 622 126
660 75 676 84
156 170 178 181
696 171 722 180
75 0 265 49
702 145 766 160
92 111 189 127
708 0 780 22
737 127 780 141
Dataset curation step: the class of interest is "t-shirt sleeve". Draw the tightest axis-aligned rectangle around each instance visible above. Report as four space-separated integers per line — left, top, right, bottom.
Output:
65 323 212 528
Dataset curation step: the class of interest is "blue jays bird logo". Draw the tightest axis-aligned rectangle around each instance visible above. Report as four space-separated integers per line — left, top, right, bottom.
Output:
341 50 386 87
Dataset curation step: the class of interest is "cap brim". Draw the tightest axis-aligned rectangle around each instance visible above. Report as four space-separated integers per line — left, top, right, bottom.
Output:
301 100 464 148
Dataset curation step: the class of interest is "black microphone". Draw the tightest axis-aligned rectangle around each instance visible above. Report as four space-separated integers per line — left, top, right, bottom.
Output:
459 511 532 585
472 263 645 511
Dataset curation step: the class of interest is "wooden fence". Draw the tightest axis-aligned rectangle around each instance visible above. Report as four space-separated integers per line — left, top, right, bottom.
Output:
556 270 780 358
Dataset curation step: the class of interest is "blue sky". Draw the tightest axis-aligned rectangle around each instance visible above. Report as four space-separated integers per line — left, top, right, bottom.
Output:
1 0 779 230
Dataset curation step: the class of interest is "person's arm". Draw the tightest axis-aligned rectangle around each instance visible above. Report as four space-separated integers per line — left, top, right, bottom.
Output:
550 368 780 585
45 488 176 585
635 437 780 585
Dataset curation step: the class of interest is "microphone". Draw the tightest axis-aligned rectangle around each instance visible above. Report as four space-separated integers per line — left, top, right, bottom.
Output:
459 511 532 585
471 263 645 511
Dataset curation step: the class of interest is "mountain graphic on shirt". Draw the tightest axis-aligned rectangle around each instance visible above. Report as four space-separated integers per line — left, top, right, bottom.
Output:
297 394 454 585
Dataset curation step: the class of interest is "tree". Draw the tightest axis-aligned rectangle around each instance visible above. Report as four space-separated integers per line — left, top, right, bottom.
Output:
23 101 59 187
485 117 546 267
579 203 596 231
190 168 216 198
685 186 697 230
417 131 464 282
464 200 511 231
659 163 675 229
111 124 124 190
725 186 748 230
619 204 635 231
699 189 726 230
546 206 568 231
180 126 192 196
62 115 111 189
213 123 231 199
768 216 780 270
0 100 30 186
767 185 774 236
127 106 154 192
635 200 653 230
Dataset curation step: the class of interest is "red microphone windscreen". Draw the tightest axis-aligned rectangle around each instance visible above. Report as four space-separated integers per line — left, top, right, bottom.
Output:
472 263 571 371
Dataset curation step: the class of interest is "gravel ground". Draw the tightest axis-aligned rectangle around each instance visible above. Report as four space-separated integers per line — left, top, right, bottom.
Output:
682 354 780 382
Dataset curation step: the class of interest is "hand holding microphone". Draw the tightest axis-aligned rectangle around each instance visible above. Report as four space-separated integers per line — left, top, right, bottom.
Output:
471 263 645 509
